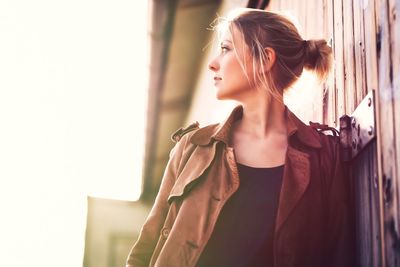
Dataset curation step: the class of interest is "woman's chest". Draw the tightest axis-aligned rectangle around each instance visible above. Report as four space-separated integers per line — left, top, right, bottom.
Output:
231 135 288 167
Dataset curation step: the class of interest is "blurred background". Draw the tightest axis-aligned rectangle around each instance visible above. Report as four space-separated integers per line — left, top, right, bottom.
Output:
1 0 399 266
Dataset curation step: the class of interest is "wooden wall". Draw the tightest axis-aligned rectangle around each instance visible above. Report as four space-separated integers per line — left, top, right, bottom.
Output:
269 0 400 266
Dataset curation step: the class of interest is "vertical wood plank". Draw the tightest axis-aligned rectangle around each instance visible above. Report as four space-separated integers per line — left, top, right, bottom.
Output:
333 0 346 123
375 0 399 265
303 0 323 123
342 0 357 114
323 0 336 126
353 142 380 267
315 0 325 123
387 0 400 265
363 0 379 94
387 1 400 262
299 0 307 37
353 0 367 104
362 0 386 266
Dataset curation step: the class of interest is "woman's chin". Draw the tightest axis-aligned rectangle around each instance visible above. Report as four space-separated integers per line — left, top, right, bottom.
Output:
216 88 240 101
216 93 232 101
215 87 230 98
215 91 226 100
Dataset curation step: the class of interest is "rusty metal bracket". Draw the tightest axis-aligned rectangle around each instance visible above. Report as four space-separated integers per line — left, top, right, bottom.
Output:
339 90 376 161
339 115 352 162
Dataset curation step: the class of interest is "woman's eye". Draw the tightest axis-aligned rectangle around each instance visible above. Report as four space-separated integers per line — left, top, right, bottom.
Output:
220 46 230 53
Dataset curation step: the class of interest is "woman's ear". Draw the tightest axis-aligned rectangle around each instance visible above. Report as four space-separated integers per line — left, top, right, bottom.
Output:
264 47 276 71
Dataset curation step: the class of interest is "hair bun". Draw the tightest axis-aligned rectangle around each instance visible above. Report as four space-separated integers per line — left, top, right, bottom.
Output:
303 39 333 81
304 40 319 68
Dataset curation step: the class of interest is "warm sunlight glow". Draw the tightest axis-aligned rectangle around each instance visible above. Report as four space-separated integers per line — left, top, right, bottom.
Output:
0 0 148 266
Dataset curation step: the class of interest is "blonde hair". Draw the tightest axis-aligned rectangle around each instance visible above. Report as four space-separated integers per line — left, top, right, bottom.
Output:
211 8 333 103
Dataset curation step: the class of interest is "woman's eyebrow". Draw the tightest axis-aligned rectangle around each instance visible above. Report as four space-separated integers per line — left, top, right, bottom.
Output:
220 40 233 45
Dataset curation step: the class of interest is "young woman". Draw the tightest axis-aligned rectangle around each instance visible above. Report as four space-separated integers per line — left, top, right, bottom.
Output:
126 8 354 267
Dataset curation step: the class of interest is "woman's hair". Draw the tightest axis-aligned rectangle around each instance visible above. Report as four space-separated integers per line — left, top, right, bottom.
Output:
211 8 333 102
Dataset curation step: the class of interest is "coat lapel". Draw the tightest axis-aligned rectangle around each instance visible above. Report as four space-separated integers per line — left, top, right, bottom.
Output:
167 142 218 204
274 145 311 234
274 105 322 234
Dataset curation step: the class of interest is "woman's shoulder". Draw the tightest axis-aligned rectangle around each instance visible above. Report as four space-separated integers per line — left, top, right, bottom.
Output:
309 121 341 148
170 121 221 145
168 121 218 157
170 121 201 143
308 121 344 174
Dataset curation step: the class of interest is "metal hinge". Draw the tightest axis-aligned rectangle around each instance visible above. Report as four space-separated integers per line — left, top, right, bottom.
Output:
339 90 376 161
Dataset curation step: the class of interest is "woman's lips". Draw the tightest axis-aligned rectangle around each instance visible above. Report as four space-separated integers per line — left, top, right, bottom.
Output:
213 77 221 85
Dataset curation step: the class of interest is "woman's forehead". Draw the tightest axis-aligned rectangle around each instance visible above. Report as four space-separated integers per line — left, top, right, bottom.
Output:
218 27 232 42
219 25 242 44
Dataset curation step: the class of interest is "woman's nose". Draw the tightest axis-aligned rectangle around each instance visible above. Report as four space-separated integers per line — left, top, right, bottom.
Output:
208 57 219 72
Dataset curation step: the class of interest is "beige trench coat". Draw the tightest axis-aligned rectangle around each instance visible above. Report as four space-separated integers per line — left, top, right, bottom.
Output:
126 105 355 267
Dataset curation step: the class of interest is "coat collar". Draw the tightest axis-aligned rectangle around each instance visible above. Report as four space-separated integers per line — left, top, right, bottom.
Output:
190 104 322 149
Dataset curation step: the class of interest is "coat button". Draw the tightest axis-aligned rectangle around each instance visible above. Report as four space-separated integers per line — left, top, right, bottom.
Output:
161 227 170 238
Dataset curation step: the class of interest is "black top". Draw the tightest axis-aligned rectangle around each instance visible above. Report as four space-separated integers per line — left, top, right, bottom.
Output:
195 162 284 267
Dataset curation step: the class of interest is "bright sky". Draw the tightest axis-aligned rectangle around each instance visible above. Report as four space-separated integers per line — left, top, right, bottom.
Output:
0 0 148 266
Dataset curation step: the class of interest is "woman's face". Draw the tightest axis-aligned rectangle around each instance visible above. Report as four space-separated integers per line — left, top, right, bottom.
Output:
208 26 255 100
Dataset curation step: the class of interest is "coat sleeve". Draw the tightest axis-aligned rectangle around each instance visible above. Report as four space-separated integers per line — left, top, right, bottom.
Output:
324 136 356 267
125 138 184 267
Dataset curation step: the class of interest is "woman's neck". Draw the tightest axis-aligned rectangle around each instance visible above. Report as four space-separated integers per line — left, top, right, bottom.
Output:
235 95 287 140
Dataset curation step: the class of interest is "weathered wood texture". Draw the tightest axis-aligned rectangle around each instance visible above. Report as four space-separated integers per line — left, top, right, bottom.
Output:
353 141 382 266
269 0 400 266
375 0 400 265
